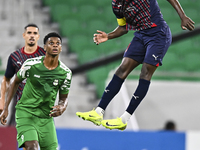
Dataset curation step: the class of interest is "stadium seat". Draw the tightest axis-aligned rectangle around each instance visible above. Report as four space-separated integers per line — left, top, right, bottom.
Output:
42 0 56 6
86 20 108 36
170 39 193 56
87 66 108 97
93 0 112 9
101 6 116 24
167 22 183 35
60 19 85 38
50 4 73 24
184 53 200 72
68 35 94 53
183 8 199 23
78 5 100 22
77 48 99 64
161 52 184 71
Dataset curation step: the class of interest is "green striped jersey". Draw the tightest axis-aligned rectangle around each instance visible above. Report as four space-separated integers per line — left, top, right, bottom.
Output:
16 56 72 118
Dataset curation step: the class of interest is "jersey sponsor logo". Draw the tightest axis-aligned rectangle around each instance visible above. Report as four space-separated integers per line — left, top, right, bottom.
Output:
53 79 59 86
106 122 120 127
17 61 22 65
133 94 139 100
105 89 109 93
152 54 159 60
34 74 40 78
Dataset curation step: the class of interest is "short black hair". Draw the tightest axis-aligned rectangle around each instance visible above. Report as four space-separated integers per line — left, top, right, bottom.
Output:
24 23 39 30
43 32 62 44
164 121 176 130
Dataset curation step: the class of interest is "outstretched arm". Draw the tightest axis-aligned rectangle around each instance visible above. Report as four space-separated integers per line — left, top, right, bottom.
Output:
167 0 195 31
49 93 68 117
93 25 128 45
0 76 11 114
0 76 21 125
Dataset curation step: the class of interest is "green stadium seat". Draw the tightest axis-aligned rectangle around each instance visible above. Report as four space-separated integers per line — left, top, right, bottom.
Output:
77 48 99 64
184 8 199 23
60 19 85 37
157 0 170 8
161 7 180 22
43 0 56 6
93 0 112 9
180 0 200 8
101 6 116 24
68 35 94 53
50 4 72 23
161 52 184 71
168 22 183 35
86 20 108 36
170 39 193 56
184 53 200 72
87 66 108 97
78 5 100 22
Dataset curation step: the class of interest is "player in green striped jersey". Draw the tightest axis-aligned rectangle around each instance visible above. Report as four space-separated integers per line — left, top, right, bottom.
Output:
0 32 72 150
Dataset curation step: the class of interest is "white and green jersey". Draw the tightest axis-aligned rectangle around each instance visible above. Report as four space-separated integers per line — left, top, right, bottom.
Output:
16 56 72 118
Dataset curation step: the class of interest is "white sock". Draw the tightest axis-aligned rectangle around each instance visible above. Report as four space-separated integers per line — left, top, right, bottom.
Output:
95 107 104 116
120 111 131 124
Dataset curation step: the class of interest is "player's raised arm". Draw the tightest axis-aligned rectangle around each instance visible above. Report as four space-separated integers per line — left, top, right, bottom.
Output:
167 0 195 31
0 76 22 125
93 25 128 45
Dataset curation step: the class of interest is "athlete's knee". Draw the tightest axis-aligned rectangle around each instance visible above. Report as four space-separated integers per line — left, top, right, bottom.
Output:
115 63 131 79
140 63 157 80
25 141 38 150
140 71 151 80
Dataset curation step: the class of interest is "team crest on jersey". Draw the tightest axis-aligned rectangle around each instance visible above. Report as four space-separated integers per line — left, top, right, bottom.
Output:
53 79 59 86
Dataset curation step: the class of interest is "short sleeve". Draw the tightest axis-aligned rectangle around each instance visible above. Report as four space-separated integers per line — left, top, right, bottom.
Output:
60 70 72 94
5 55 16 78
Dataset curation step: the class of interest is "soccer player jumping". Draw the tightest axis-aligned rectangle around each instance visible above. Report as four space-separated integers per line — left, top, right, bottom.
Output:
76 0 195 130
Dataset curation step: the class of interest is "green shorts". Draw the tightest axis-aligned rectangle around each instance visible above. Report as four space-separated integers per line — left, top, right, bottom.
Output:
16 109 58 150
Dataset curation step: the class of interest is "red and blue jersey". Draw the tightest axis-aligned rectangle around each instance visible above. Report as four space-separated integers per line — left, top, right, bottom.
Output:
112 0 166 31
5 46 45 101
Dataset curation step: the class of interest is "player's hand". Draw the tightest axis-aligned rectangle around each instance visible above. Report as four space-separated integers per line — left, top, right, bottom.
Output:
181 15 195 31
0 108 8 125
49 105 66 117
93 30 108 45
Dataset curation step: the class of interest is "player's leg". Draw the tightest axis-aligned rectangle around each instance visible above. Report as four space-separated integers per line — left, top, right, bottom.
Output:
38 118 58 150
124 25 172 119
97 57 140 111
17 127 39 150
76 57 140 126
76 33 143 126
101 63 157 130
102 25 172 130
16 116 39 150
24 141 38 150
